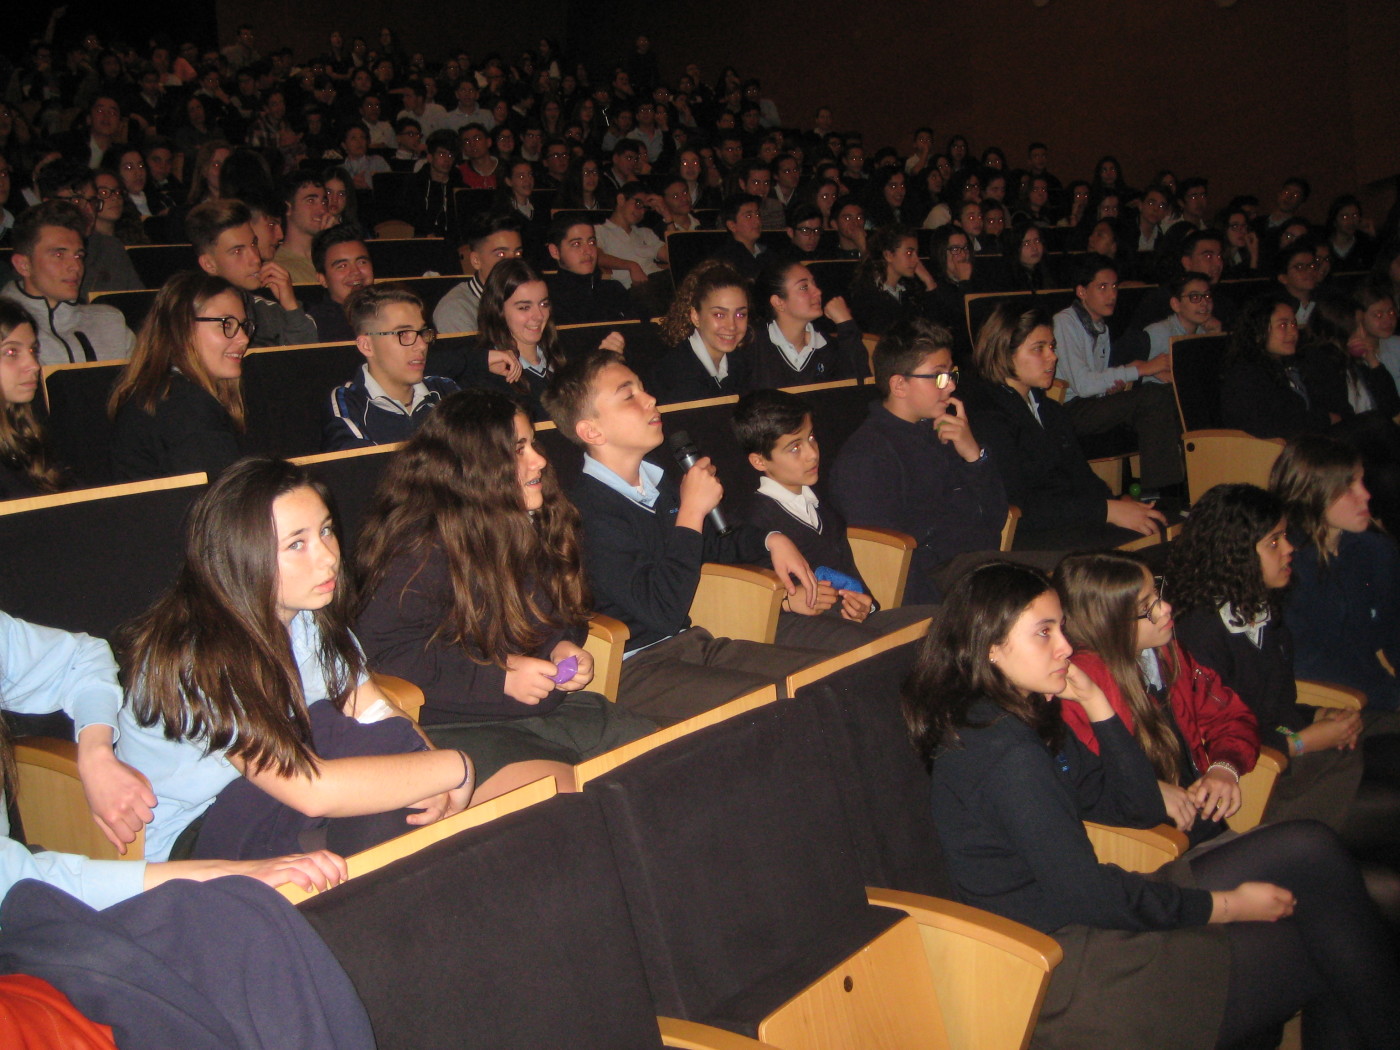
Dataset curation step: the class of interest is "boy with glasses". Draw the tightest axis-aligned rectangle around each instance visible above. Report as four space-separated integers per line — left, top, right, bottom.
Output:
323 285 457 449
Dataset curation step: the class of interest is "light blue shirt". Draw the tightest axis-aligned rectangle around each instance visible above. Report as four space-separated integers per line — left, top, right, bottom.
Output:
117 611 368 861
1378 335 1400 394
1052 303 1138 401
1143 315 1207 386
582 454 665 511
0 611 146 912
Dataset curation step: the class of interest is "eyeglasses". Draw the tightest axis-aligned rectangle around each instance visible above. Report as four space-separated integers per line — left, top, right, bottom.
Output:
196 316 256 339
54 193 98 209
365 326 437 346
794 225 822 236
901 368 959 389
95 186 125 199
946 245 970 256
1180 292 1213 304
1137 578 1167 622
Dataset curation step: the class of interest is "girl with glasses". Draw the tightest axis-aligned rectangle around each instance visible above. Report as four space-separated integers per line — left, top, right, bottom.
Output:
109 272 251 480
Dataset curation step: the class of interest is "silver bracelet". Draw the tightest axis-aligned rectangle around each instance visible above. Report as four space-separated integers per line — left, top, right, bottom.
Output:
1206 760 1240 784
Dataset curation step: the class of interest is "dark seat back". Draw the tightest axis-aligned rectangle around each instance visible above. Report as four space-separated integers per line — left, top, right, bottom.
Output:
592 698 896 1032
299 445 400 549
300 793 667 1050
0 483 203 641
42 362 125 486
125 244 198 288
241 343 365 459
367 237 458 278
88 289 160 332
1172 333 1231 431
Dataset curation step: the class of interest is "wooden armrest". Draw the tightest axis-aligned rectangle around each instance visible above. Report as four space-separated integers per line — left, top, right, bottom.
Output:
14 738 146 860
369 673 424 722
1229 746 1287 832
1084 821 1187 873
658 1016 782 1049
847 526 916 610
689 563 784 644
999 505 1022 552
585 613 630 701
1295 679 1365 711
868 887 1060 1050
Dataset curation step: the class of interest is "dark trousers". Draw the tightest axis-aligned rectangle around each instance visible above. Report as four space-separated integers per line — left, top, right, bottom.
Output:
1064 383 1183 488
617 627 824 724
774 604 936 653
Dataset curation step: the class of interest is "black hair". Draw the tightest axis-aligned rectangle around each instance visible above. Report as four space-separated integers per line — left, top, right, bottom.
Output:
732 388 813 458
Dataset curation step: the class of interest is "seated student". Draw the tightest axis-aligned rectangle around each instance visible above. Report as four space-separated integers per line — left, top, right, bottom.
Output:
1271 433 1400 719
543 349 824 723
1124 229 1236 333
543 212 639 325
186 199 317 349
904 560 1400 1050
272 171 329 285
594 180 669 304
115 457 558 862
400 129 464 238
1051 253 1182 498
470 258 623 420
431 212 524 334
307 223 375 342
0 302 65 499
657 176 704 234
0 607 349 902
831 195 869 259
753 248 863 375
354 389 655 787
108 272 249 481
733 389 936 652
708 193 768 280
923 224 979 366
323 285 456 450
1000 222 1061 293
847 225 937 336
1276 238 1321 328
1136 271 1223 381
648 260 754 404
0 202 135 364
774 203 828 264
968 302 1164 550
35 159 144 299
829 318 1007 604
1167 483 1364 829
337 122 390 191
1056 551 1261 849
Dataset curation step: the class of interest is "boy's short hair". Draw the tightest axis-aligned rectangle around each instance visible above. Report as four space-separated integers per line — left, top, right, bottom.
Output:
425 129 458 156
11 200 88 256
1072 252 1118 291
1170 271 1212 299
721 193 762 226
464 210 524 250
873 318 954 397
547 210 594 247
280 170 325 206
394 115 422 134
611 139 640 159
312 222 369 274
732 389 812 458
543 348 628 445
185 198 254 254
345 283 425 335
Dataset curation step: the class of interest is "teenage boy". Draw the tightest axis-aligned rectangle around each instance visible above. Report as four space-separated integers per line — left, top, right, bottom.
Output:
544 213 638 325
432 213 524 333
1051 253 1183 495
308 223 375 342
734 389 936 651
323 285 457 450
0 202 135 363
187 199 318 348
711 193 766 279
273 172 329 284
1276 239 1320 327
1125 228 1237 332
595 181 668 291
829 319 1007 604
543 350 823 723
1139 272 1221 383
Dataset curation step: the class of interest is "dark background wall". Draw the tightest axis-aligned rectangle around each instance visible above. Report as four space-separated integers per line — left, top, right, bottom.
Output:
181 0 1392 217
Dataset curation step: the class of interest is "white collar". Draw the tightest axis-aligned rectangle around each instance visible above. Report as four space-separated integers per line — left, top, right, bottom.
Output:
583 454 664 509
1137 648 1164 691
767 320 826 371
757 476 820 530
1219 602 1269 647
363 364 429 413
688 330 728 382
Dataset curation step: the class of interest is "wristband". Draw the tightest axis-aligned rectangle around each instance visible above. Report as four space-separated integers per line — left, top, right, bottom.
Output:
454 750 474 789
1206 761 1240 784
1275 725 1304 757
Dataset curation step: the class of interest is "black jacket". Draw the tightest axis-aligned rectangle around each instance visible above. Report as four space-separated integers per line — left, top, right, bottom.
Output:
110 372 243 481
647 340 754 404
545 268 638 326
747 317 865 388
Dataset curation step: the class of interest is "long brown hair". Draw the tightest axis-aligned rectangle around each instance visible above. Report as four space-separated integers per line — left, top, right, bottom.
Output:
356 388 590 667
476 258 563 395
107 271 246 428
0 302 62 494
120 459 364 776
1269 432 1367 563
1054 552 1180 784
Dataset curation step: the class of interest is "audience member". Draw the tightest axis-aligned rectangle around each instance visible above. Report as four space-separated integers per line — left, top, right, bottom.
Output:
273 172 329 284
432 212 524 333
543 213 638 325
308 224 375 342
649 260 753 403
747 258 863 386
0 301 64 498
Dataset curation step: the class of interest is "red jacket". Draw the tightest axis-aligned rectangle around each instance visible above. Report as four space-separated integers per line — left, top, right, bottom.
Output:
1065 643 1260 778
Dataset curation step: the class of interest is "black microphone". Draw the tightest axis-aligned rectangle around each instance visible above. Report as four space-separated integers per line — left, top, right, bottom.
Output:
667 430 731 535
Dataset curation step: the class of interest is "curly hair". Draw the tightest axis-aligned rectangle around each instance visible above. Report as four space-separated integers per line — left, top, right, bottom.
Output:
1164 483 1285 626
1054 552 1180 784
1269 433 1365 564
660 259 749 345
1226 292 1298 388
355 388 590 669
902 561 1064 770
850 224 916 300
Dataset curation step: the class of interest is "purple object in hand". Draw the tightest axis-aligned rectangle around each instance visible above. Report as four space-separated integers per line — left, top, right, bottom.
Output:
551 655 578 683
